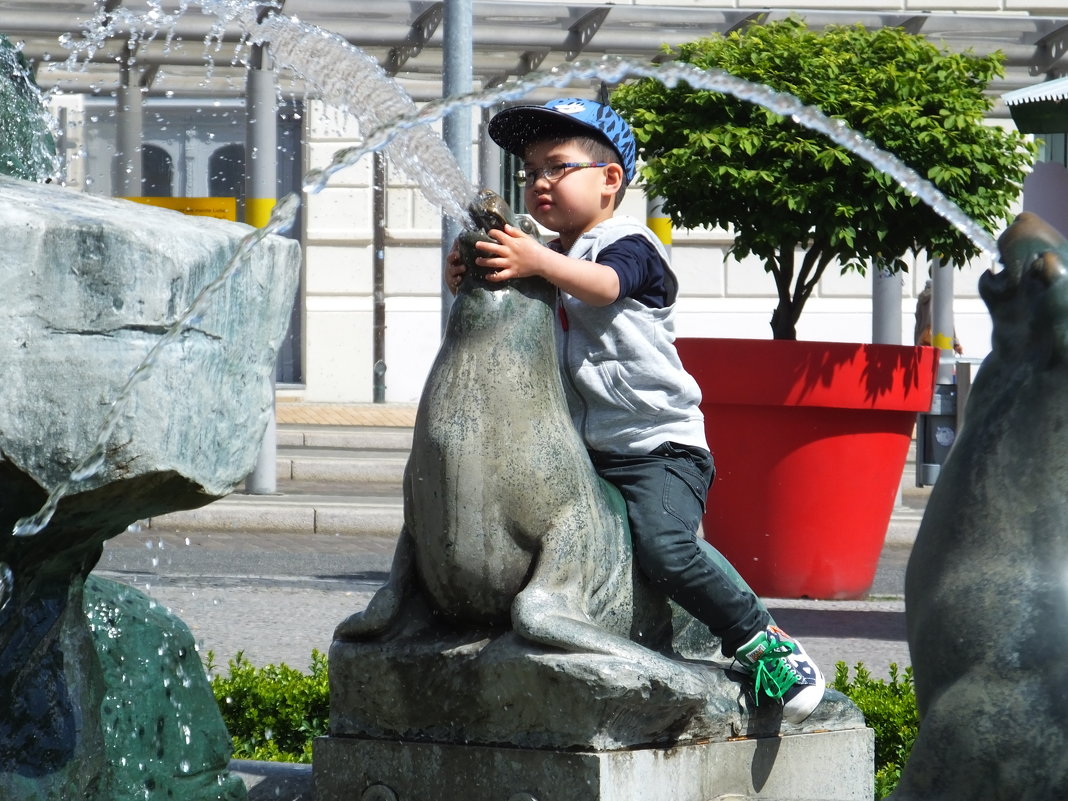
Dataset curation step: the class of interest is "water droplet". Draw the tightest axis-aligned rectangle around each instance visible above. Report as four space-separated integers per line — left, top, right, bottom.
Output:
0 564 13 614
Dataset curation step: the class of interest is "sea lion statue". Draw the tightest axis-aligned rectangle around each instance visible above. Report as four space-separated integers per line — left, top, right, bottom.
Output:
335 191 689 672
892 211 1068 800
328 191 862 751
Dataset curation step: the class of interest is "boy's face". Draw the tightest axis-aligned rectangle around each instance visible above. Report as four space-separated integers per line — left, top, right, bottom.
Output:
521 139 623 243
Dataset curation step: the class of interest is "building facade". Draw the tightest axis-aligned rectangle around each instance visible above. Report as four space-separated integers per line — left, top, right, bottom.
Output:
28 1 1068 403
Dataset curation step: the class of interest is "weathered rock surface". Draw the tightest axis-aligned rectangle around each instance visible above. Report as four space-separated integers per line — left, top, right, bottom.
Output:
330 630 863 751
0 174 299 800
0 176 299 549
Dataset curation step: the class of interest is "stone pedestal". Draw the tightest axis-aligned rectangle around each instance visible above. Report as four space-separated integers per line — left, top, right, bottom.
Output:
313 729 874 801
321 632 872 800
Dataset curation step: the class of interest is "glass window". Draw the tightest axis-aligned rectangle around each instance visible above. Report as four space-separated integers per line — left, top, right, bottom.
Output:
1038 133 1068 166
209 143 245 197
141 144 173 196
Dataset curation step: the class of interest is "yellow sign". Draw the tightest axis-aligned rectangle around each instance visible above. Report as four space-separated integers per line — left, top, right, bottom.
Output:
125 196 237 221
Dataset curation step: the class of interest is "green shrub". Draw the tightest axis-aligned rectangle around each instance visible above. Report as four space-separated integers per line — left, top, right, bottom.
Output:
833 661 918 799
206 650 329 764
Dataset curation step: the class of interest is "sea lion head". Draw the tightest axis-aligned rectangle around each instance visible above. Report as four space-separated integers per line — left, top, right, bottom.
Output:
457 190 544 290
982 212 1068 366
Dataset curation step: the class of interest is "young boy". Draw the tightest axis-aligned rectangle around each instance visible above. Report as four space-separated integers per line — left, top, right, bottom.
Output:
446 97 824 724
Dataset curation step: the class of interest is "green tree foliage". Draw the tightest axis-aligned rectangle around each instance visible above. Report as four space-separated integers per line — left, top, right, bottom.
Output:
612 19 1035 339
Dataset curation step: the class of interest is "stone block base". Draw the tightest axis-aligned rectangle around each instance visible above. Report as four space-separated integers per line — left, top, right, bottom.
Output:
312 728 873 801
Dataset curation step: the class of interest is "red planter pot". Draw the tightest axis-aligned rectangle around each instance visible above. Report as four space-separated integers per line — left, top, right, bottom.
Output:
676 338 939 600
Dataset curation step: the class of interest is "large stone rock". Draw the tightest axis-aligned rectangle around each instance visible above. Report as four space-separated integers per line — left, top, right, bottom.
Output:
0 176 299 547
0 174 300 800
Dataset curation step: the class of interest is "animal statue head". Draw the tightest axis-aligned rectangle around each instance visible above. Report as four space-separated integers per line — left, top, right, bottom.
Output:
456 190 542 286
984 211 1068 366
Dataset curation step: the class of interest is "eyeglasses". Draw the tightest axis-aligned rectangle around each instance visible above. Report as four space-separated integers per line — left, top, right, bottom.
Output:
514 162 608 187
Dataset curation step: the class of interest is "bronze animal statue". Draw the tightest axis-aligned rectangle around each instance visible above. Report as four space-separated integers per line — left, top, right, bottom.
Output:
893 212 1068 800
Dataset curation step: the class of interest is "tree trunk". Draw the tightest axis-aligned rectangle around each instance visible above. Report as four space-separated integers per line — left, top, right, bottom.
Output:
769 301 798 340
769 247 799 340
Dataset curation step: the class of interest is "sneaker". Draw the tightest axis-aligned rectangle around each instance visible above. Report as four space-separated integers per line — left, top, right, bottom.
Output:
735 625 826 724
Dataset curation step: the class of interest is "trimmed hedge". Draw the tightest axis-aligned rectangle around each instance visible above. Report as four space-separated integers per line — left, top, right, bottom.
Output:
832 661 919 799
207 650 329 764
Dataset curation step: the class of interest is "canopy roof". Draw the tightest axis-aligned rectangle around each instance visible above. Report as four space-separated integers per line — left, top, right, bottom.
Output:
3 1 1068 116
1004 73 1068 132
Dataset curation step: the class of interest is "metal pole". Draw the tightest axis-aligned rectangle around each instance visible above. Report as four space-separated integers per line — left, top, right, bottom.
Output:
441 0 473 333
916 255 958 487
871 260 902 345
479 106 501 198
244 35 279 495
245 42 278 229
372 152 387 402
872 259 904 502
930 256 957 384
115 48 143 197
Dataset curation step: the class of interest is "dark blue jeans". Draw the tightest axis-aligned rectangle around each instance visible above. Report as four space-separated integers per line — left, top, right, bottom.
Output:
589 442 770 657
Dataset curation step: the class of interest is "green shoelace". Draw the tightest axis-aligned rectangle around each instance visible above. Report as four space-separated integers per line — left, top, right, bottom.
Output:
750 641 800 703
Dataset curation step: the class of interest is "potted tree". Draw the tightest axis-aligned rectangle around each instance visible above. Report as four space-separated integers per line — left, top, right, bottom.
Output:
612 19 1034 598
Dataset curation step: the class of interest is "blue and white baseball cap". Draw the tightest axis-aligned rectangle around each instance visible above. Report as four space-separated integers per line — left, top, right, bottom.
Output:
488 97 636 183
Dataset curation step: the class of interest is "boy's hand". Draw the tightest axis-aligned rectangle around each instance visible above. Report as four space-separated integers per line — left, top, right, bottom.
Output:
474 224 547 282
474 224 621 307
444 239 465 295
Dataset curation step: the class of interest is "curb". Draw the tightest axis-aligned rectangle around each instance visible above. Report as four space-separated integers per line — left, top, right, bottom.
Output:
147 496 404 536
146 417 927 543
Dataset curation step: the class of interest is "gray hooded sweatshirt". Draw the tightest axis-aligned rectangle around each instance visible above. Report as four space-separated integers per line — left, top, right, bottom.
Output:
555 216 708 455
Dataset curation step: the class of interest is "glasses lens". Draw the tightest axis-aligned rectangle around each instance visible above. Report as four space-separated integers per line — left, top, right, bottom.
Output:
544 164 566 181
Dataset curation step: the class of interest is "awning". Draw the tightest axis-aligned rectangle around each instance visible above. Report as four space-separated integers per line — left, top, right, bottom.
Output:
1003 76 1068 133
4 0 1068 110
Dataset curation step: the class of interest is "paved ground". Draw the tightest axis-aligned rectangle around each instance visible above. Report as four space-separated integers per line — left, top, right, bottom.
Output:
275 401 418 427
88 403 928 799
95 516 919 680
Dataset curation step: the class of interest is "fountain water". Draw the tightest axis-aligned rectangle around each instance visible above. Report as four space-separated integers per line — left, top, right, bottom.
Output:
20 1 1006 543
58 0 998 257
21 5 1003 540
0 33 58 182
